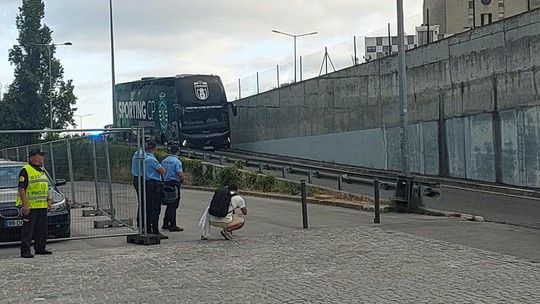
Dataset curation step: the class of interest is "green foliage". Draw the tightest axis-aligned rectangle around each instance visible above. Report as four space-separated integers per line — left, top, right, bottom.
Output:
253 174 276 192
0 0 77 133
182 158 205 186
216 165 244 188
154 147 168 162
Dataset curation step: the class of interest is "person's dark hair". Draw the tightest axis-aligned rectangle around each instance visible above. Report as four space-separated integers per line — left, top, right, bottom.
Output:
146 140 157 150
228 184 238 192
169 144 180 155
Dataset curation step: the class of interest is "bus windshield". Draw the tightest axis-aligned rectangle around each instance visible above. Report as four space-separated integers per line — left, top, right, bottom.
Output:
180 110 228 131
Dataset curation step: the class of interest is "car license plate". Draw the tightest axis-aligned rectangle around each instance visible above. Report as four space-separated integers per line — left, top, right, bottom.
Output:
203 146 214 150
5 220 23 227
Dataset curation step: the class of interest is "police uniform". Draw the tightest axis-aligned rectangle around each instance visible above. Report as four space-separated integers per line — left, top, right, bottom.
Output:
17 149 52 258
161 149 183 231
144 150 164 236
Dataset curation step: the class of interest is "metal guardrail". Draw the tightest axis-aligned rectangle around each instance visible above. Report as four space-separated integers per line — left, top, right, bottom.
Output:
180 148 441 198
205 149 539 200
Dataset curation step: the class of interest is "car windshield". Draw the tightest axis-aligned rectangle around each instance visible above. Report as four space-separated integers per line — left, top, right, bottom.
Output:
0 166 22 189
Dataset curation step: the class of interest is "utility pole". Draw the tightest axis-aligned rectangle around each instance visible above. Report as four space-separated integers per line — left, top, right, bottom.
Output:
387 23 392 56
472 0 476 29
396 0 410 175
426 8 430 44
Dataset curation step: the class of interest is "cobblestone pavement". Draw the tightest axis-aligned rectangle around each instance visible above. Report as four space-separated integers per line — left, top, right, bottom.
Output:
1 227 539 304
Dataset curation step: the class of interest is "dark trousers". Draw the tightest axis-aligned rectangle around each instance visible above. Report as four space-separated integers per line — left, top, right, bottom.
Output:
145 180 162 235
162 181 181 228
20 208 48 254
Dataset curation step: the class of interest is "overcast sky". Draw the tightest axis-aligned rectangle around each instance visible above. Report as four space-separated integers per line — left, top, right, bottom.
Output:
0 0 423 128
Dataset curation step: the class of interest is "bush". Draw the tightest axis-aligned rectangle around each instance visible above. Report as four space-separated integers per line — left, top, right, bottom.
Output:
182 158 205 186
216 165 243 188
254 174 276 192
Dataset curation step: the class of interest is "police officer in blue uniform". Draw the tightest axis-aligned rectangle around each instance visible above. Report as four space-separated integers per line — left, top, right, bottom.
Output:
143 141 168 239
161 145 185 232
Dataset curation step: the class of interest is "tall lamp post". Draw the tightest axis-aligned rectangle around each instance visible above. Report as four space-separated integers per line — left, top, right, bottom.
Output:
272 30 317 83
75 114 92 130
109 0 116 117
28 42 73 129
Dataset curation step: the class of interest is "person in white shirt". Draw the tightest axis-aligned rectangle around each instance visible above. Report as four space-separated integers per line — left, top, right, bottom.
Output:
199 184 247 240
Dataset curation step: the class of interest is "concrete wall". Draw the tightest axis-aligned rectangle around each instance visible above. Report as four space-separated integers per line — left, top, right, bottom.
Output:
230 9 540 187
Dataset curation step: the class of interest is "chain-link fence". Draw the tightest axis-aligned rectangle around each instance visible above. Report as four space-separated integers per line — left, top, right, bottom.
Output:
0 128 144 242
225 12 423 101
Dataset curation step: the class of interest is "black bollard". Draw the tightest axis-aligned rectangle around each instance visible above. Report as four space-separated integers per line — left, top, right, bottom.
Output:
301 180 308 229
374 179 381 224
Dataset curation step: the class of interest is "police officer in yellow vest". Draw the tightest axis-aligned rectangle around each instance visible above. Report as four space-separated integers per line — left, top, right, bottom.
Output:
17 148 52 258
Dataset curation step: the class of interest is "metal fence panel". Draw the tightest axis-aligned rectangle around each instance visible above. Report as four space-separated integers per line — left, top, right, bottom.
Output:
0 129 142 242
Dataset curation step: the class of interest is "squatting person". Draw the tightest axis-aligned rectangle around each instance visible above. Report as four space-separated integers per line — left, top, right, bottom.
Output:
161 144 185 232
17 148 53 258
199 184 248 240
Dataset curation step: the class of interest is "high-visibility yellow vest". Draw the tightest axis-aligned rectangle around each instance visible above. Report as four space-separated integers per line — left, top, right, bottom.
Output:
16 164 49 209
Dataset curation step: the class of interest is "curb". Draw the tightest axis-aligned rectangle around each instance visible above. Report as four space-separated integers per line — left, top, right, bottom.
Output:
182 185 393 213
421 208 486 222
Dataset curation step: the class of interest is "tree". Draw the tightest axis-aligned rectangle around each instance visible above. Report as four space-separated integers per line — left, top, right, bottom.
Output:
0 0 76 138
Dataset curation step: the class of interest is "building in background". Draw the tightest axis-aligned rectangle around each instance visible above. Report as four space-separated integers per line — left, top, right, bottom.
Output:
364 34 417 61
423 0 540 36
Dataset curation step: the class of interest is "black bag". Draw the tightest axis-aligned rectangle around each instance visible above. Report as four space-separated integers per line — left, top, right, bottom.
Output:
208 186 235 217
161 185 178 205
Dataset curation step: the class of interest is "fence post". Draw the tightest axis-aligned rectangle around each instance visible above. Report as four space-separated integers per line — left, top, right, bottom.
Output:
277 64 280 88
91 137 101 210
301 180 308 229
258 163 263 173
25 146 29 162
307 170 312 184
137 129 145 235
238 78 241 99
374 179 381 224
354 36 357 65
281 166 286 178
256 72 260 94
338 174 343 190
16 147 20 161
104 136 115 218
66 139 77 207
49 142 56 183
300 56 303 81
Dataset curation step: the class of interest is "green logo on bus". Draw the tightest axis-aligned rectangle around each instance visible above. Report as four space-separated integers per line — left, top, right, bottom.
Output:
158 92 168 132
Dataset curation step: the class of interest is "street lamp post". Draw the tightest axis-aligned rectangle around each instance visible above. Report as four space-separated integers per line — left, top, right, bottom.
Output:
272 30 317 83
28 42 73 129
75 114 92 130
109 0 116 116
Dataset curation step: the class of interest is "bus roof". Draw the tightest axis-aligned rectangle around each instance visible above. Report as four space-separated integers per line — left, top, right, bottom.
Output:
116 74 220 85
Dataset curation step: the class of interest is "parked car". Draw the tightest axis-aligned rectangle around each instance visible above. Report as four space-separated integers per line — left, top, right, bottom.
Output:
0 160 71 242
